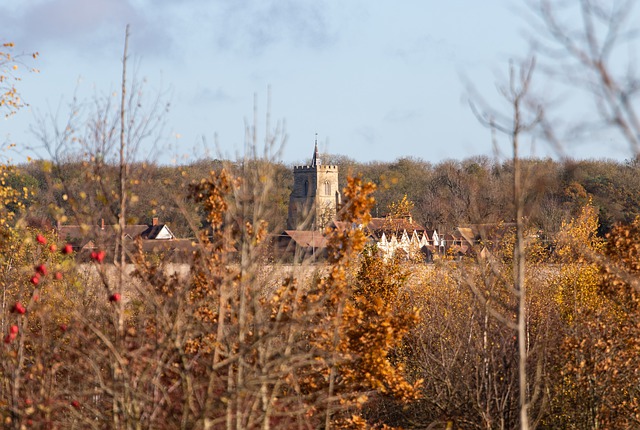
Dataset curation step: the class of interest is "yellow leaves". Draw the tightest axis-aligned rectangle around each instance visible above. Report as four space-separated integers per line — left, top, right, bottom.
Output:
388 194 415 218
41 160 52 174
557 200 604 261
548 215 640 426
1 42 37 117
554 262 606 324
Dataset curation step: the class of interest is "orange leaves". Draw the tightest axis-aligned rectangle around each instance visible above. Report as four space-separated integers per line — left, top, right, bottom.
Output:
601 216 640 300
339 176 376 226
325 175 376 270
189 169 235 230
340 294 421 401
330 217 421 406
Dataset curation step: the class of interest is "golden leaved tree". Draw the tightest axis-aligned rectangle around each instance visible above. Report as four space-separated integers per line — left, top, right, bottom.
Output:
544 201 640 428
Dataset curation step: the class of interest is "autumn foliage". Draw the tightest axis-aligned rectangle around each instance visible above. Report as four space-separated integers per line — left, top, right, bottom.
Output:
0 166 425 429
5 24 640 427
3 138 640 430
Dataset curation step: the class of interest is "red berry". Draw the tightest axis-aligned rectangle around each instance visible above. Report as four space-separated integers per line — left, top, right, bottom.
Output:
10 325 18 334
12 302 26 314
36 234 46 244
4 333 15 344
59 324 68 332
62 244 74 255
71 400 80 409
49 244 57 252
55 272 63 280
36 264 47 276
91 250 106 263
30 274 40 285
25 398 33 406
109 293 121 303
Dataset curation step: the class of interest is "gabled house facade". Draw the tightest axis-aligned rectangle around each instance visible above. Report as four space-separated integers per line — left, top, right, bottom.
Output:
56 217 186 260
365 216 432 261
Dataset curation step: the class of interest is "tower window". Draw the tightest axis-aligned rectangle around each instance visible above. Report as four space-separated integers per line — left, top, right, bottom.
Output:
324 181 331 195
304 180 309 197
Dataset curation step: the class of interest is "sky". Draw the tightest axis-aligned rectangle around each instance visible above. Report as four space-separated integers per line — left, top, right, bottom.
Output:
1 0 636 165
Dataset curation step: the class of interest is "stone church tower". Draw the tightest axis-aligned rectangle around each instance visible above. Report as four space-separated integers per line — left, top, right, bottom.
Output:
287 141 341 230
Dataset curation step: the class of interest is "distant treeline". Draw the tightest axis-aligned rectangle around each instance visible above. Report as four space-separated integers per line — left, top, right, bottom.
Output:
10 155 640 238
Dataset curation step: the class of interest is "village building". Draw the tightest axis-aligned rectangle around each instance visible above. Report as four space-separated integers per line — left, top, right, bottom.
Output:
56 217 195 261
279 142 443 261
287 140 341 231
58 217 176 251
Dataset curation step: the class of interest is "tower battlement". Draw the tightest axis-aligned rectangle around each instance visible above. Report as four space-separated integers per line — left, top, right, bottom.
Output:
293 165 338 171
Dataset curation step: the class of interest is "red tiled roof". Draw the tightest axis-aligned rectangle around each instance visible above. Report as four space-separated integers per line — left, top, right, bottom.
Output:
58 222 173 249
366 217 425 239
282 230 327 248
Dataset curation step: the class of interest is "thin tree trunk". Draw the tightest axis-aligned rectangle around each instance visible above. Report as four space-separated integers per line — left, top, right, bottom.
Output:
118 25 129 337
112 24 130 430
512 104 529 430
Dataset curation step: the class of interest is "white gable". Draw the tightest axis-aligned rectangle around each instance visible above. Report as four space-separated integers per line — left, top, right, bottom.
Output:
389 235 398 246
155 225 175 240
400 230 410 245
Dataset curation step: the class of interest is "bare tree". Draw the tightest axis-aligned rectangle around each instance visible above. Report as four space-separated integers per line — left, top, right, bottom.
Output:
469 58 544 430
117 24 130 337
526 0 640 157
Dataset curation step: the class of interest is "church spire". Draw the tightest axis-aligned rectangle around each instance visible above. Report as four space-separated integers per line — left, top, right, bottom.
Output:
312 133 321 166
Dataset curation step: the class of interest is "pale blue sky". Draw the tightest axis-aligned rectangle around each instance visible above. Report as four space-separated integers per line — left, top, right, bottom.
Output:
0 0 635 165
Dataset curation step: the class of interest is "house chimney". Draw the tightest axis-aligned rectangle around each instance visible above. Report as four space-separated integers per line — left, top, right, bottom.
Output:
152 217 159 226
101 218 105 230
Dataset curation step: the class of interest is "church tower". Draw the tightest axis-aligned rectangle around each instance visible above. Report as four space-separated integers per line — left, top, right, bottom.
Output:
287 140 341 230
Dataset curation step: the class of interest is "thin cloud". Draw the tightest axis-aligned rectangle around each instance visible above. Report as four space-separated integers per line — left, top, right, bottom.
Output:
354 125 376 146
4 0 130 41
392 35 459 65
384 109 421 123
0 0 171 58
1 0 338 61
192 87 234 105
214 0 337 55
